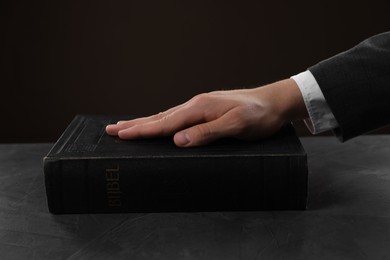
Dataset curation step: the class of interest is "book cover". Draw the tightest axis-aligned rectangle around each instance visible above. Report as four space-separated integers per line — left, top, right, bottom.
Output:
43 115 308 214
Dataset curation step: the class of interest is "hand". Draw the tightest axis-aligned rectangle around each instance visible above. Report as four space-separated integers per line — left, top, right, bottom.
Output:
106 79 308 147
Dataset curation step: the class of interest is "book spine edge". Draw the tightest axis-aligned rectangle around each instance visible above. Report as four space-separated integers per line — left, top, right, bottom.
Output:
43 157 63 214
44 154 308 214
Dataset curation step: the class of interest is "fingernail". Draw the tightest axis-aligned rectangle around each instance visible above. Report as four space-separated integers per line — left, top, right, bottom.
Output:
175 132 191 146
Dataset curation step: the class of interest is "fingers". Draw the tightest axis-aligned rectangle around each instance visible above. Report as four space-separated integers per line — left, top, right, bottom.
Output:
105 115 156 136
105 103 185 136
109 103 208 139
105 91 252 147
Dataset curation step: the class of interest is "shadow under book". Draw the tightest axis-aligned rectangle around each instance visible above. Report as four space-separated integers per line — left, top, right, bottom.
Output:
43 115 308 214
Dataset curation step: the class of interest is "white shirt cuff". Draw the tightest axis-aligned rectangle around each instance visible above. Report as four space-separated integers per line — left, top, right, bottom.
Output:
291 71 339 134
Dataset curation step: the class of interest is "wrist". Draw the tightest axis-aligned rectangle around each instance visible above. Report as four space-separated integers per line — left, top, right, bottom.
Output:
279 79 309 121
254 79 308 123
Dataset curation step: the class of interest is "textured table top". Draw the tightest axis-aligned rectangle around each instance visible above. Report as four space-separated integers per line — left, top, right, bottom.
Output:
0 136 389 259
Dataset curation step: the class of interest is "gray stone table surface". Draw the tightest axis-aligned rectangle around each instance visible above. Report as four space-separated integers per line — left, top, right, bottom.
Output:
0 136 389 259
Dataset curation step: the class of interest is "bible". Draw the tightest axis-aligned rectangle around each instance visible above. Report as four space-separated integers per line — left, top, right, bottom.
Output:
43 115 308 214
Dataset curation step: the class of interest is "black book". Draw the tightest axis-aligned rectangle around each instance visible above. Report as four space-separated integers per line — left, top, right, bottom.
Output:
43 115 308 214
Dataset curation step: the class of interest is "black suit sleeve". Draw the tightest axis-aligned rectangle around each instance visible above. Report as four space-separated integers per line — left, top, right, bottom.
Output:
309 32 390 141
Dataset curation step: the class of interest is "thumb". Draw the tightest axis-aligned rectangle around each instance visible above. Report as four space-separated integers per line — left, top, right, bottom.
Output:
173 115 237 147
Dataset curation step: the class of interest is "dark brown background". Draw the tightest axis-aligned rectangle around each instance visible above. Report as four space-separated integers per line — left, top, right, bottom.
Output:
1 0 389 143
